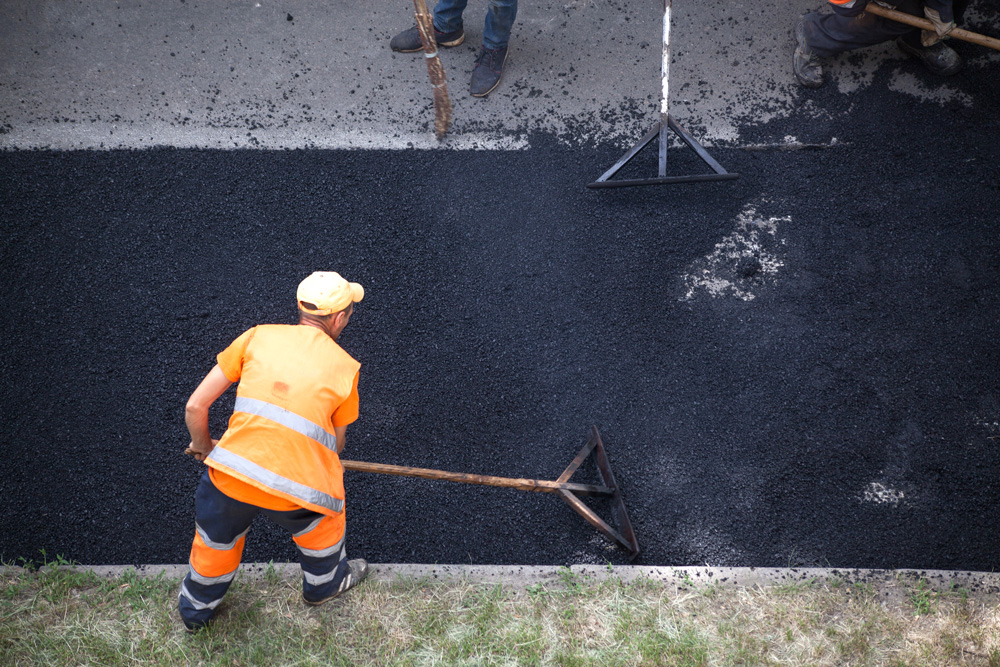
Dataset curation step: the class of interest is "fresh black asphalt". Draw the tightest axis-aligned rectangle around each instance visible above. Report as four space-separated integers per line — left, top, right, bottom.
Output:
2 51 999 570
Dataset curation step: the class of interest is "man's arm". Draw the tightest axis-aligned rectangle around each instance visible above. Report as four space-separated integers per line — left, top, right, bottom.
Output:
922 0 955 45
184 364 233 462
331 369 359 455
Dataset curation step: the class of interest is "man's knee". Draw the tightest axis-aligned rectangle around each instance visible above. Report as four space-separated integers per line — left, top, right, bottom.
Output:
291 513 346 557
831 1 869 19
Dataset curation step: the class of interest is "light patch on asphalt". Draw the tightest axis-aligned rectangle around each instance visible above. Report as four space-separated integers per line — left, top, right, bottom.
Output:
829 45 973 109
680 204 789 302
888 71 973 107
863 482 905 506
743 135 843 151
0 125 530 151
832 47 892 94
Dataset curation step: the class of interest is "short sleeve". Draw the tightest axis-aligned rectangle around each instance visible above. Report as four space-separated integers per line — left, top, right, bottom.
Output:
216 328 256 383
332 370 360 427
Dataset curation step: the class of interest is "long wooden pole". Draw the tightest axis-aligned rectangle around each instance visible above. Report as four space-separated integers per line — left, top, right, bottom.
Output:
865 3 1000 52
340 459 614 496
412 0 453 138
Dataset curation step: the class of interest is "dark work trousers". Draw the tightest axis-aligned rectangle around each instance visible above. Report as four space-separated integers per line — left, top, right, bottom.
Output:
178 470 350 628
802 1 971 58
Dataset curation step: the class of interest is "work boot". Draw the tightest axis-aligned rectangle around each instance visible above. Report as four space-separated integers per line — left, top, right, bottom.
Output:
182 618 209 634
390 24 465 53
793 17 824 89
470 45 507 97
303 559 370 606
896 38 963 76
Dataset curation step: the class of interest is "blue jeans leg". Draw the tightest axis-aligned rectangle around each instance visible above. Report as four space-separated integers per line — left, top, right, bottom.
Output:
483 0 517 50
434 0 469 33
434 0 517 49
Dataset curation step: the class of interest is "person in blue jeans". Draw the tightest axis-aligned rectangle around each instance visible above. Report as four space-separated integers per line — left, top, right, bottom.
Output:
390 0 517 98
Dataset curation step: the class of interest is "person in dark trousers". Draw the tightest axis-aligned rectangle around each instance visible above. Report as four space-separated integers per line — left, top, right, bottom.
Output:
390 0 517 98
794 0 971 88
178 271 368 632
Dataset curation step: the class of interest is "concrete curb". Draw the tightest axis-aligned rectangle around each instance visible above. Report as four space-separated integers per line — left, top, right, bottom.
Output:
5 564 999 596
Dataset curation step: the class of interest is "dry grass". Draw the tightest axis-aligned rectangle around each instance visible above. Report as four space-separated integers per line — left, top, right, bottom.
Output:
1 562 998 666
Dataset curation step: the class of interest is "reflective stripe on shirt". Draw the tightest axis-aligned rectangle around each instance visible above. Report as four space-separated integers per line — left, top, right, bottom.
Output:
207 446 345 513
234 396 339 452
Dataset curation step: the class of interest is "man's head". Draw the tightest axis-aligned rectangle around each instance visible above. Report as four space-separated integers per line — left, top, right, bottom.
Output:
297 271 364 340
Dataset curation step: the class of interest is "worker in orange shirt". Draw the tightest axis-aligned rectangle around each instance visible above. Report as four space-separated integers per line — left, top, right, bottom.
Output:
178 271 368 632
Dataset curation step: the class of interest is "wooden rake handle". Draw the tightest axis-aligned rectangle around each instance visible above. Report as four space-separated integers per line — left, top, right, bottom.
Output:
865 3 1000 52
340 459 615 496
412 0 452 138
341 426 640 559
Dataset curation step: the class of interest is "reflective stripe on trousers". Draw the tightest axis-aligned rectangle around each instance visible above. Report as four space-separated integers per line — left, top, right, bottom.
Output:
178 470 349 627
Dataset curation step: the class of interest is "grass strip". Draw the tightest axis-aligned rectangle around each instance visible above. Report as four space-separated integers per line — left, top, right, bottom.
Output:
2 560 999 666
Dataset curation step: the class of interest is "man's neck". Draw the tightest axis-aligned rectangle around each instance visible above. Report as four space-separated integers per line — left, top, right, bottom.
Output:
299 319 336 340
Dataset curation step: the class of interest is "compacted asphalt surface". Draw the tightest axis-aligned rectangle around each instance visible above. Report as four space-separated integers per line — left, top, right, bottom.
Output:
2 5 999 570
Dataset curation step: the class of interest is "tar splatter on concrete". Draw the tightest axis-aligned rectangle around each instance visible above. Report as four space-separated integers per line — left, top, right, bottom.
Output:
2 55 999 570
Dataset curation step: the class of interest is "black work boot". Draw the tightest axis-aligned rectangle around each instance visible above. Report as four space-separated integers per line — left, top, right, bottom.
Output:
390 24 465 53
470 45 508 97
793 17 824 89
896 38 963 76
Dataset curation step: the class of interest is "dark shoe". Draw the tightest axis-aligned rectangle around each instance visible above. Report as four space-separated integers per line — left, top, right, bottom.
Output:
470 45 508 97
896 38 962 76
793 17 824 88
182 618 209 633
303 559 369 606
390 24 465 53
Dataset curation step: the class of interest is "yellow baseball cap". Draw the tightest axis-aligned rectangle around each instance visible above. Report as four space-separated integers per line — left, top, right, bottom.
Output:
297 271 364 315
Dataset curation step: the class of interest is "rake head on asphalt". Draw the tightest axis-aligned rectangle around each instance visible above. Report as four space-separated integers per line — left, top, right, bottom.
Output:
341 426 640 560
588 0 737 189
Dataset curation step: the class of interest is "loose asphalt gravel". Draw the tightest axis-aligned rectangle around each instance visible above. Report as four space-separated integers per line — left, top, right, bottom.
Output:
2 43 999 571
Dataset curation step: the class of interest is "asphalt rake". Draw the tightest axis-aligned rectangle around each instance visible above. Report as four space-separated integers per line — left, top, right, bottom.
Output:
341 426 640 559
588 0 738 189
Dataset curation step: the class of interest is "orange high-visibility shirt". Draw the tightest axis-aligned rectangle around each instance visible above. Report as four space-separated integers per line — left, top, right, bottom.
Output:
206 325 360 516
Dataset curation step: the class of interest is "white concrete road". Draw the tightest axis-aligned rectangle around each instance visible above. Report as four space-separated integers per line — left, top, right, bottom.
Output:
2 0 998 151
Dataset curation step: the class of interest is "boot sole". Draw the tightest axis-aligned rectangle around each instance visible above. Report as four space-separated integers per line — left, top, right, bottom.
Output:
393 33 466 53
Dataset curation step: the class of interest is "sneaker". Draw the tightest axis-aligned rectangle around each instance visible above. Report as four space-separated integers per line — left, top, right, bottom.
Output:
390 24 465 53
470 45 508 97
896 38 962 76
303 559 370 606
793 17 824 88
